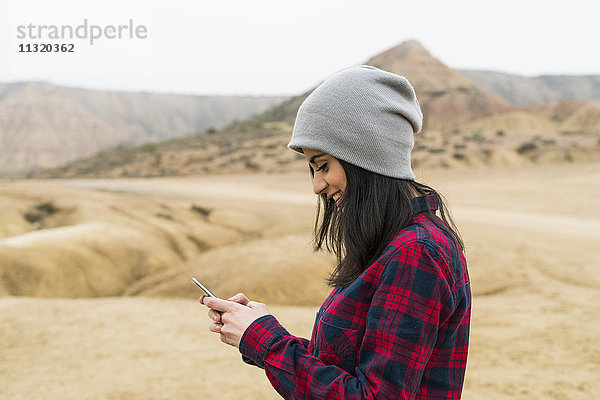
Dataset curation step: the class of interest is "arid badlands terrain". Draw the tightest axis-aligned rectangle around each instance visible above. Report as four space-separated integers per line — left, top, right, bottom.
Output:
1 162 599 399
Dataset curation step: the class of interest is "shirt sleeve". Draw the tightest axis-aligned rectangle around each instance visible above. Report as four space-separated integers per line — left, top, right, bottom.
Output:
238 240 454 400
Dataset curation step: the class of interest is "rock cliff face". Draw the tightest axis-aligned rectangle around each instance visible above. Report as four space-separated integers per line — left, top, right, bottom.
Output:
0 82 285 175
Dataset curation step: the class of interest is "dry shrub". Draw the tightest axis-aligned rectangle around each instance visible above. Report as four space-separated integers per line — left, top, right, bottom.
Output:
517 141 537 154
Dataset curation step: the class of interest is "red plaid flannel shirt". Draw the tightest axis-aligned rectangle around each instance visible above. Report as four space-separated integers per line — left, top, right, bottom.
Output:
240 195 471 399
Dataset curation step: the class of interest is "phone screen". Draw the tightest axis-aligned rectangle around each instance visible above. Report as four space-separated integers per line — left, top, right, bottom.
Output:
191 277 217 297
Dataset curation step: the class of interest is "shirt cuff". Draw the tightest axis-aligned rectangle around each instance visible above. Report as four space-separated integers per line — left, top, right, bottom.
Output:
239 314 289 368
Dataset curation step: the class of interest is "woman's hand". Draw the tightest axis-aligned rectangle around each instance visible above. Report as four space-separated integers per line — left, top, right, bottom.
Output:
200 293 270 348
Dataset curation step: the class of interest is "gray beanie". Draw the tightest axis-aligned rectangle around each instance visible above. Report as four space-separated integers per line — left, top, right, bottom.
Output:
287 65 423 180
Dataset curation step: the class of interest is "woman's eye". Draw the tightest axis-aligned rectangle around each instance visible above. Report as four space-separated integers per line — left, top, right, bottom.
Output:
316 163 328 172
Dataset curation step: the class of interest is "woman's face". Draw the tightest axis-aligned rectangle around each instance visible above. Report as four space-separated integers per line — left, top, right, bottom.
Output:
302 148 347 207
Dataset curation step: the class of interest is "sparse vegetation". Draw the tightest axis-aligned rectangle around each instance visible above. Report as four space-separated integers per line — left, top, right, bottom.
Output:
244 159 261 171
428 148 446 154
141 143 158 153
23 201 60 226
560 130 588 136
517 142 538 154
472 130 483 142
155 212 174 220
190 204 211 217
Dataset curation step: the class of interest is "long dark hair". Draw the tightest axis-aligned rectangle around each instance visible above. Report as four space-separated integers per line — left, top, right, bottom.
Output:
313 159 464 288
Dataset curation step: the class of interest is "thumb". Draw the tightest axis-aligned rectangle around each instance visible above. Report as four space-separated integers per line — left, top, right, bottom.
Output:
228 293 250 306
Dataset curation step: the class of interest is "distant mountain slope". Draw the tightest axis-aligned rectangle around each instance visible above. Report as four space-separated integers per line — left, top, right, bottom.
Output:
0 82 285 175
28 40 600 179
459 70 600 106
366 41 510 130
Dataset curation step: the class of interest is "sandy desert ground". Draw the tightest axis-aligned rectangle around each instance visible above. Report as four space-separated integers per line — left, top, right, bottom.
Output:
1 162 599 399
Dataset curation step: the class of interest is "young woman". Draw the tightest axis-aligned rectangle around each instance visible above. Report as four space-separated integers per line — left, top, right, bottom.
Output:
200 65 471 399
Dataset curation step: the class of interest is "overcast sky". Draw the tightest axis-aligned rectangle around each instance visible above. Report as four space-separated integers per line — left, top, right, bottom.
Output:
1 0 599 96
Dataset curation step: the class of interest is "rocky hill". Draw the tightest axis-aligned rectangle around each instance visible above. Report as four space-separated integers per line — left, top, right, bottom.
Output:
459 70 600 106
0 82 285 175
27 40 600 178
366 41 510 131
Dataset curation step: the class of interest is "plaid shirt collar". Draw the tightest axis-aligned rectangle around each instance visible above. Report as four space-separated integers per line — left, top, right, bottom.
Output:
412 193 439 214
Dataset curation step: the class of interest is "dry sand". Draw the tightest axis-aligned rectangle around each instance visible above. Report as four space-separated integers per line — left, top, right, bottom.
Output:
1 162 599 399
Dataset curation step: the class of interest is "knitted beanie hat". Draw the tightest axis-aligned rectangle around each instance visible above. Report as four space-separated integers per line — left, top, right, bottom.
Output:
287 65 423 180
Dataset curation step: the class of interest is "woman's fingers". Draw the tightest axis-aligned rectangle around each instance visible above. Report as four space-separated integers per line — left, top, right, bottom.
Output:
200 294 268 348
201 296 234 313
209 322 222 333
201 293 252 309
208 308 222 323
210 324 234 347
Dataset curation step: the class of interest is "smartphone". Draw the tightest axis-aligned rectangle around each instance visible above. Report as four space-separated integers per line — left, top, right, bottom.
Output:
191 277 217 297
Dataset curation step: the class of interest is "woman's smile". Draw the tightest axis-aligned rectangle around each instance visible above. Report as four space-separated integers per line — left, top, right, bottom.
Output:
332 191 343 206
301 148 347 202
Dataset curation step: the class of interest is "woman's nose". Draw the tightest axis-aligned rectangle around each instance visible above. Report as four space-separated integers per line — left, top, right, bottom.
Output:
312 175 327 195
